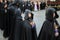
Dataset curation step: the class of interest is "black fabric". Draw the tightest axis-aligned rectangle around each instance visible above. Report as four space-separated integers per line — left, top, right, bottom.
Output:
3 6 16 38
40 2 46 10
22 20 37 40
31 26 37 40
38 8 60 40
8 9 37 40
0 2 5 30
9 20 34 40
8 19 23 40
38 20 55 40
8 6 22 40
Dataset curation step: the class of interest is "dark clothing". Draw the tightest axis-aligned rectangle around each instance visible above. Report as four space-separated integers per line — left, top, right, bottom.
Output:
3 8 7 31
38 8 60 40
40 2 46 10
8 10 37 40
24 10 37 40
14 20 23 40
19 2 25 13
22 20 37 40
25 2 32 11
3 6 16 38
0 2 5 30
8 14 37 40
31 24 37 40
8 6 23 39
8 19 23 40
8 6 22 40
38 20 55 40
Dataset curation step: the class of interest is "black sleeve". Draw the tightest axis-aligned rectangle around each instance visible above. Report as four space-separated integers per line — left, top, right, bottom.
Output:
31 26 37 40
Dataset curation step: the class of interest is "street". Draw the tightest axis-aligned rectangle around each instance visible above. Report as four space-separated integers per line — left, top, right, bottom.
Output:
0 10 60 40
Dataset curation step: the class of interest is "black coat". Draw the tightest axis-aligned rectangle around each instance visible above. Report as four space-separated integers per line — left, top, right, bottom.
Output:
8 19 23 40
8 7 22 40
22 20 37 40
3 6 16 38
0 2 5 30
21 10 37 40
38 8 60 40
38 20 55 40
9 19 37 40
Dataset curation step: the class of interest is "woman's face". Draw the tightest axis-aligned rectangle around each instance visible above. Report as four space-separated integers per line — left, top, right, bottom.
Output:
28 13 32 18
0 0 3 2
5 0 7 3
53 13 55 18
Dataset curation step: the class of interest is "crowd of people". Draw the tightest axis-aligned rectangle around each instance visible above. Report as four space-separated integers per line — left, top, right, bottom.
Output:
0 0 37 40
0 0 46 12
0 0 60 40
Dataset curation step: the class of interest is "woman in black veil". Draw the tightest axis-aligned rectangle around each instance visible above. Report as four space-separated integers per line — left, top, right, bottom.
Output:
38 8 60 40
22 10 37 40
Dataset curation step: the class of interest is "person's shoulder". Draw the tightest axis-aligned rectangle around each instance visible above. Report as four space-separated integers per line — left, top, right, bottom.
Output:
43 20 49 24
23 20 28 24
42 20 50 28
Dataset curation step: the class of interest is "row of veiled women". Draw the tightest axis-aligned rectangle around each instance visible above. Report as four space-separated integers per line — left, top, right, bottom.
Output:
0 1 37 40
0 0 60 40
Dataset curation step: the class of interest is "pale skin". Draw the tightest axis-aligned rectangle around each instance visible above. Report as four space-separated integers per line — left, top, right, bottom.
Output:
0 0 3 2
28 13 32 18
53 13 55 18
28 13 35 25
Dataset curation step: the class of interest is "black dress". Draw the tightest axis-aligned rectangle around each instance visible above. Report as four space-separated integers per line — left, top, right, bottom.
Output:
9 10 37 40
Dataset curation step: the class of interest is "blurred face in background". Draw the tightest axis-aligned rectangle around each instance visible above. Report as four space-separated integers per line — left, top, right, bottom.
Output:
53 13 55 18
9 0 13 3
4 4 7 8
28 13 32 18
4 0 7 3
0 0 3 2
